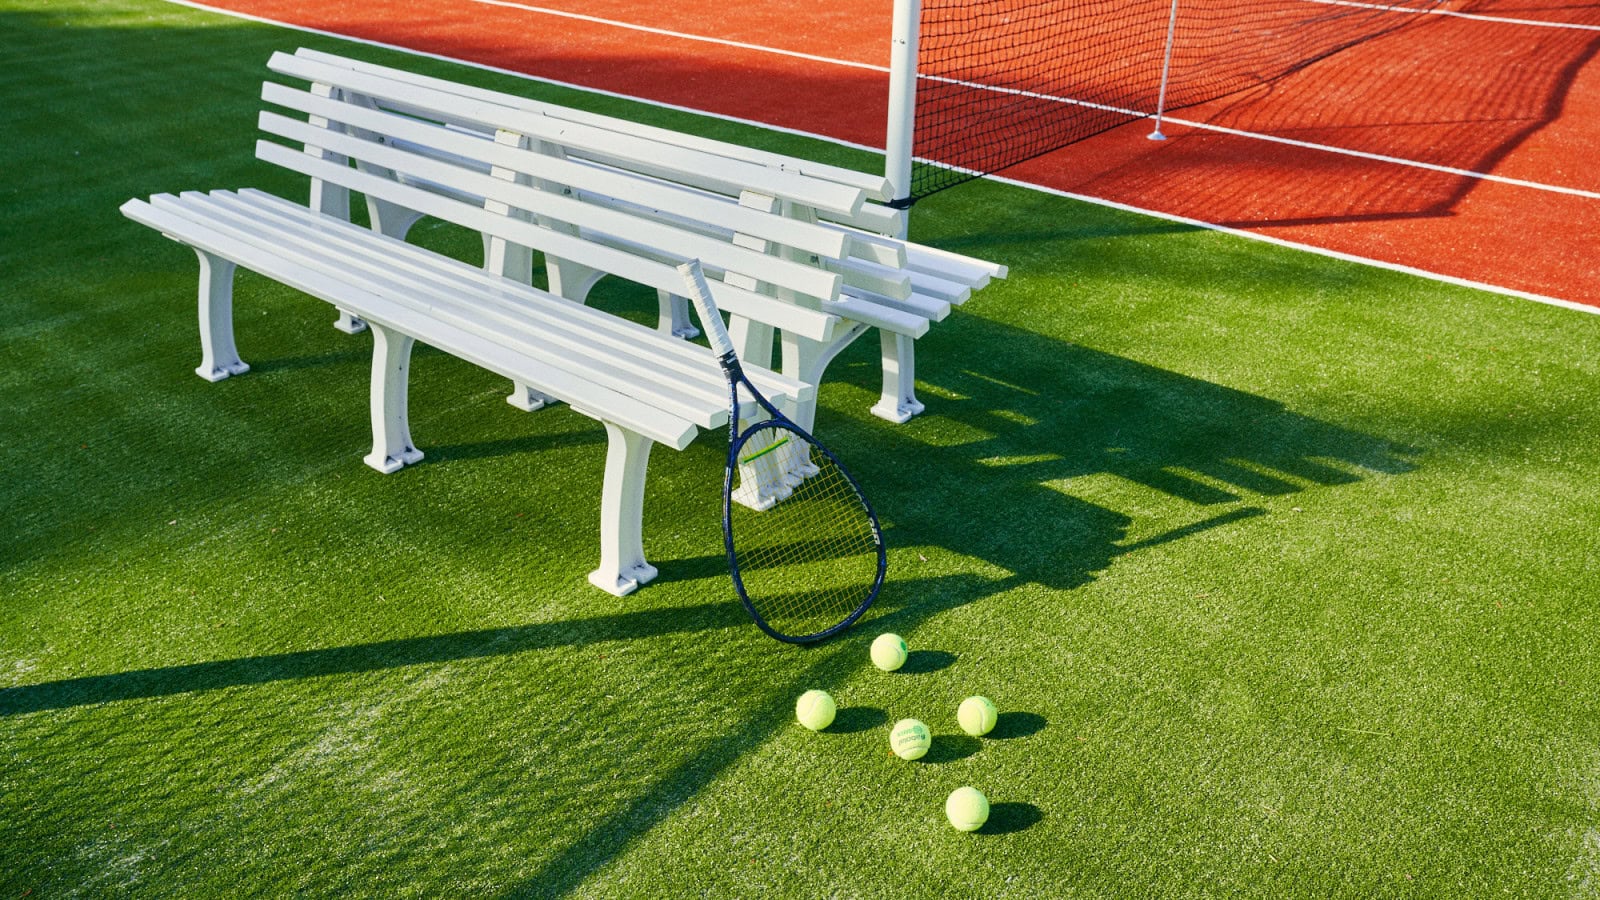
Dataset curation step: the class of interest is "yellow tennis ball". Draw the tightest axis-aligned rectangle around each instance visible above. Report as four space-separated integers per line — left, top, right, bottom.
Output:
957 695 998 736
870 633 908 672
890 718 931 760
945 786 990 832
795 689 836 731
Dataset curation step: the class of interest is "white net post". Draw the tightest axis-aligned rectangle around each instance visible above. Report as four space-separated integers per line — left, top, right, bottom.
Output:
1149 0 1181 140
884 0 922 237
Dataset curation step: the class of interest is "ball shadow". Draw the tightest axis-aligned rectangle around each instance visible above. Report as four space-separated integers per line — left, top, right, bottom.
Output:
990 711 1047 740
899 649 956 675
828 706 888 734
982 802 1043 835
924 734 981 764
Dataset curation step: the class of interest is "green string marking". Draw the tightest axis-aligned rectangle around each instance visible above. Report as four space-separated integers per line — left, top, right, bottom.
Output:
739 435 790 466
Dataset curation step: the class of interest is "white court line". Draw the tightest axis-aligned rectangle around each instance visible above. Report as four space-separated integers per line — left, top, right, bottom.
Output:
464 0 889 70
1299 0 1600 32
914 70 1600 201
157 0 1598 314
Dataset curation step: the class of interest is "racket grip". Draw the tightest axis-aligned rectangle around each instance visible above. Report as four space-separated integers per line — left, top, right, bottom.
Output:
676 260 738 361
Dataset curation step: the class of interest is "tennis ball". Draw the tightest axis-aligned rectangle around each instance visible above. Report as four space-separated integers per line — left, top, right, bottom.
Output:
957 695 998 737
795 689 836 731
945 786 990 832
890 718 931 760
870 633 909 672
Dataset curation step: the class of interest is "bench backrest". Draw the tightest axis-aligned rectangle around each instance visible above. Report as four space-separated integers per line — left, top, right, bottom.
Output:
266 53 971 304
286 49 899 223
259 54 860 344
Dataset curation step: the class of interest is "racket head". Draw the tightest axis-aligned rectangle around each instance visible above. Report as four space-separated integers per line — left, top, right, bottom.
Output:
723 418 886 643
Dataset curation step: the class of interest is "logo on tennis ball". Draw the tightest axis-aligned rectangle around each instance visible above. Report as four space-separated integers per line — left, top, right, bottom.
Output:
890 718 931 760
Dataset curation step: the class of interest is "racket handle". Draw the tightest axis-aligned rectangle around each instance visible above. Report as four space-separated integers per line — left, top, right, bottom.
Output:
677 260 738 361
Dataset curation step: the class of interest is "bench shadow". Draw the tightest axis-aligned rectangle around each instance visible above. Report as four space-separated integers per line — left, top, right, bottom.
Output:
0 599 743 717
822 313 1419 594
423 430 603 465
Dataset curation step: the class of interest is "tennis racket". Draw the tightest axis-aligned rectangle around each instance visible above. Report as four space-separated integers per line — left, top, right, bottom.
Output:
677 261 886 643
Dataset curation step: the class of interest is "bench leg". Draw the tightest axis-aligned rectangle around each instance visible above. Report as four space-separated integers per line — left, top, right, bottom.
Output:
588 423 659 596
362 323 425 474
193 249 249 382
657 291 700 339
871 330 924 423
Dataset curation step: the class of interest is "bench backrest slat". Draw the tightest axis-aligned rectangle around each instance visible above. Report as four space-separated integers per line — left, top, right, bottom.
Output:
261 81 853 263
258 108 842 305
290 47 894 202
268 52 867 218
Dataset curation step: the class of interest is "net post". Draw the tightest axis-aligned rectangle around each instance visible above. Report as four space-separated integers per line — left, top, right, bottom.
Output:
1149 0 1181 141
884 0 922 236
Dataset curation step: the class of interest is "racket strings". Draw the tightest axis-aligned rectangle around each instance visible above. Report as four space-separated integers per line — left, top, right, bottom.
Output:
729 429 881 638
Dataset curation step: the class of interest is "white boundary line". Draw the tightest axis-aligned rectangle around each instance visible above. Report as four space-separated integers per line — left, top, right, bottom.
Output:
155 0 1597 315
1299 0 1600 32
462 0 890 70
916 71 1600 201
984 174 1600 315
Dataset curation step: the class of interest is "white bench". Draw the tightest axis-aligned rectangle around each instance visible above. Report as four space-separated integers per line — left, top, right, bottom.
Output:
273 48 1006 425
121 81 840 597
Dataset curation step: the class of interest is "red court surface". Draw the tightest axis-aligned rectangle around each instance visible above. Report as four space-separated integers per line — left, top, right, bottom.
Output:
185 0 1599 308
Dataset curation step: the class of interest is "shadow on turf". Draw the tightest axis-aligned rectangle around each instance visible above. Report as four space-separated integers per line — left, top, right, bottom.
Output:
899 649 956 674
982 802 1043 836
828 706 889 734
815 313 1420 594
0 599 754 716
991 711 1047 740
924 734 982 764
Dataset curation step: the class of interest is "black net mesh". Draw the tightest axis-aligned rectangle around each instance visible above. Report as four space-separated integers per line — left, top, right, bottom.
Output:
907 0 1447 201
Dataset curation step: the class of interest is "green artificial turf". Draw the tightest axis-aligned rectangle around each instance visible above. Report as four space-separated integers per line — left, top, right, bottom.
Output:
3 0 1599 896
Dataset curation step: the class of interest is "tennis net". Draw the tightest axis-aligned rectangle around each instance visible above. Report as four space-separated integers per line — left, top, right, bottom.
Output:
899 0 1446 203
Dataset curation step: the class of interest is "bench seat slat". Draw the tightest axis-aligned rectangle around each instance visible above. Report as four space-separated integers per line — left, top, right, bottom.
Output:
221 190 808 407
124 195 706 449
840 287 952 323
822 296 931 338
155 191 739 432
